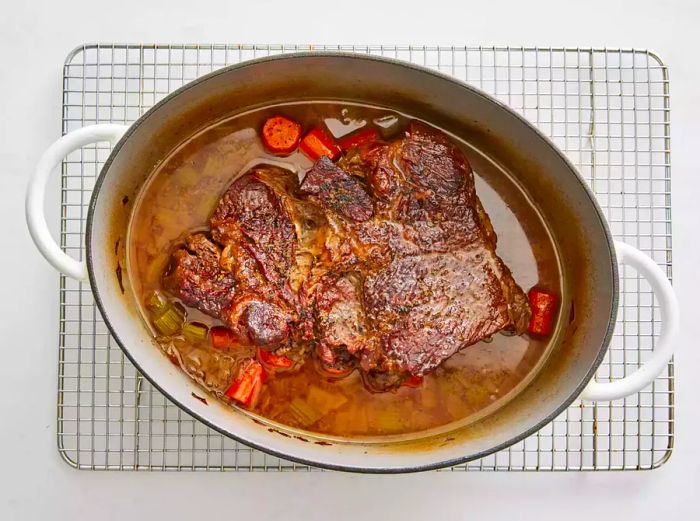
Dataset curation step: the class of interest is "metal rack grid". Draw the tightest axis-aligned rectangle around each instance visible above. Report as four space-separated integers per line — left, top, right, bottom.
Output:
57 44 673 471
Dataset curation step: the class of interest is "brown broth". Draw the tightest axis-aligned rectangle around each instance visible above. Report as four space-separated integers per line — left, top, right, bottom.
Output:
128 101 562 438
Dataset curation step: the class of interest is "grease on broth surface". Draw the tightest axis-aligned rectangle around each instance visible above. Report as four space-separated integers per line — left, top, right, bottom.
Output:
128 101 562 437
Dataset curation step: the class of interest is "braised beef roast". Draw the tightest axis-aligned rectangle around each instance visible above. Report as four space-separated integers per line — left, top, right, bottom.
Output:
165 122 530 390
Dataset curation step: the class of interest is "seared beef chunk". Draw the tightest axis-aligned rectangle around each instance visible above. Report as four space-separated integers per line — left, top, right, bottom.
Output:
364 250 520 375
167 168 297 348
164 233 236 319
315 342 357 376
164 123 530 389
300 156 374 222
351 121 531 375
230 296 290 348
361 368 406 394
211 169 296 292
311 273 380 371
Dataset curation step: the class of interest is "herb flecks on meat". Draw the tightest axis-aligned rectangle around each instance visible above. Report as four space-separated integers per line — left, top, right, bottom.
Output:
164 122 531 392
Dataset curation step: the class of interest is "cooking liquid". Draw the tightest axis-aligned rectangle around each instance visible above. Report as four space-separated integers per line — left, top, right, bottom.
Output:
128 102 563 438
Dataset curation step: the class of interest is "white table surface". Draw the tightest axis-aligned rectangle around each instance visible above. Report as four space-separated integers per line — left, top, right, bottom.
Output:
2 1 699 519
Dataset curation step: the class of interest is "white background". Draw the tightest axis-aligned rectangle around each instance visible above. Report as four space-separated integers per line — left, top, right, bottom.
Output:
1 1 699 519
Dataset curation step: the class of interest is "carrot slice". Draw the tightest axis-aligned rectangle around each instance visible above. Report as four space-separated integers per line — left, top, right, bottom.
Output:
527 289 558 337
257 348 294 369
210 326 235 349
225 359 266 407
338 127 380 151
300 127 340 161
261 116 302 155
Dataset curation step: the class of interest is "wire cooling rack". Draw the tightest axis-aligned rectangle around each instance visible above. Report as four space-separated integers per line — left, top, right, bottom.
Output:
57 44 672 471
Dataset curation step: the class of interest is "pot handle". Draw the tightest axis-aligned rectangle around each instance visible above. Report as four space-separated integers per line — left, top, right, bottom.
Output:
580 241 679 402
25 124 129 281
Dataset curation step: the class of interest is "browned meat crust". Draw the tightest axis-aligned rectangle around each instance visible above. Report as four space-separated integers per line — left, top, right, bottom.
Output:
164 233 236 319
166 167 296 350
299 156 374 222
164 122 530 390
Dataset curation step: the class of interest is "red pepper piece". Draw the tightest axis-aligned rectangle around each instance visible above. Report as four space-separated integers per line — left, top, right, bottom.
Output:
261 115 302 155
225 359 266 407
337 127 380 151
210 326 235 349
300 127 340 161
527 289 559 337
402 375 424 388
257 348 294 369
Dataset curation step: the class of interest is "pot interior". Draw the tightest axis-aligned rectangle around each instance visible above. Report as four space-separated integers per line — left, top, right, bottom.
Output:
87 53 616 471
